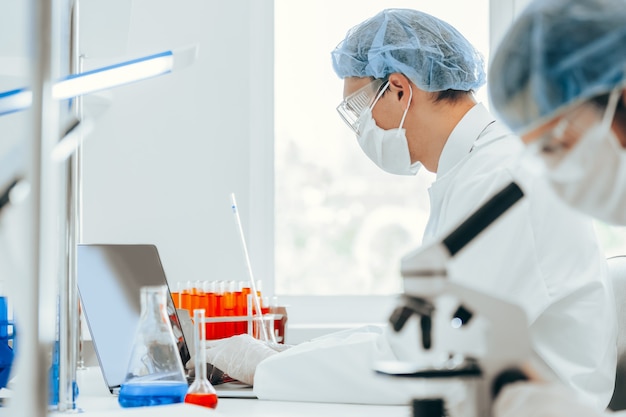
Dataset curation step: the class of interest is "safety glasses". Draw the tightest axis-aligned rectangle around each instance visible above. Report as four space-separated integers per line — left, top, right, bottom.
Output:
530 88 621 166
336 78 387 135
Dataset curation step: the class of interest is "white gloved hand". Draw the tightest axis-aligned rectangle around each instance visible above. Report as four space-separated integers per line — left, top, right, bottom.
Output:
191 334 291 385
493 382 605 417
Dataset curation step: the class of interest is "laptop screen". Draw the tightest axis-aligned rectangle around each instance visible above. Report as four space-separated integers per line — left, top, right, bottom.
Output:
77 244 190 392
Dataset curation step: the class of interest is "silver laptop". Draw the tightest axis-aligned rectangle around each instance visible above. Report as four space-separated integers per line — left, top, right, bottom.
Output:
77 244 190 394
77 243 255 398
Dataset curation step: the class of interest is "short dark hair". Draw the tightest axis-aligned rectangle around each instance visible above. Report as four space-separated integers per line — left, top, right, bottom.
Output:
432 89 473 103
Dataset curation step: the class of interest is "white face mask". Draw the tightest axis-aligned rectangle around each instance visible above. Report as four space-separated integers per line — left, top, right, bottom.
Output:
356 83 421 176
526 87 626 224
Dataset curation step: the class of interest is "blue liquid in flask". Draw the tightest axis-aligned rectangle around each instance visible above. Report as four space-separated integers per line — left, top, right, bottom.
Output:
119 286 188 408
118 380 188 408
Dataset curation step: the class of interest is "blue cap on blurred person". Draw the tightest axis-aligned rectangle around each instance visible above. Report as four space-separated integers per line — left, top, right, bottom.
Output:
489 0 626 134
331 8 486 92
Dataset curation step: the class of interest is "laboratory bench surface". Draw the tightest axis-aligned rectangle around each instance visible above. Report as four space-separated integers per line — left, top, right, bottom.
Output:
5 366 410 417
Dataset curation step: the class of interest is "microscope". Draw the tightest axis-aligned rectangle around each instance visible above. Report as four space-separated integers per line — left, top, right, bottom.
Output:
376 182 544 417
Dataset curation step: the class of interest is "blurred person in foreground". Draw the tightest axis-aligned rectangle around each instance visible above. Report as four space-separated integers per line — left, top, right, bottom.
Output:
487 0 626 415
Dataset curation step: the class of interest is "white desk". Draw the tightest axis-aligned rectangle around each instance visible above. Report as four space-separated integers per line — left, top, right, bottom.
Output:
51 367 411 417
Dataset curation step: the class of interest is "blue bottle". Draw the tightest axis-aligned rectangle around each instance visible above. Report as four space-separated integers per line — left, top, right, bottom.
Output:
0 297 14 390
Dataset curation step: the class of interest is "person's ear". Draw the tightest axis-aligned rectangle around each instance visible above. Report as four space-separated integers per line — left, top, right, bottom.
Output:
387 73 412 109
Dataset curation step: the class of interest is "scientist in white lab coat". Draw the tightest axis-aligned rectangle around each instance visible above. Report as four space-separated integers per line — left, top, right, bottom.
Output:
199 8 617 410
485 0 626 416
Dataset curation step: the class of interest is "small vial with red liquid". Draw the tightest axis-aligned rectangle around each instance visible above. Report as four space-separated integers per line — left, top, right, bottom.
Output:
184 309 218 409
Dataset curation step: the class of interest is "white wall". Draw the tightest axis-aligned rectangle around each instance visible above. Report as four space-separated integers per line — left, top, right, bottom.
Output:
79 0 274 290
490 0 533 53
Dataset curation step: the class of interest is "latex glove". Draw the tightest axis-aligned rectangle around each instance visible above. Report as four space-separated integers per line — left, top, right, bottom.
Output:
191 334 291 385
185 360 225 385
493 382 606 417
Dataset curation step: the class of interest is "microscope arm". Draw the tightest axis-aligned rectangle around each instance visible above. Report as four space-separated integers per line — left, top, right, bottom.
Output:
442 181 524 257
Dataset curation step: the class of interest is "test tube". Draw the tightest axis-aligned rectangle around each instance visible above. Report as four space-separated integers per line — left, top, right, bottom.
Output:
254 280 263 314
205 281 216 340
215 281 225 339
234 282 245 335
223 281 235 338
270 296 284 344
198 281 208 315
184 309 218 409
250 281 264 339
180 280 192 311
171 282 181 309
190 280 202 313
252 296 273 341
240 281 251 334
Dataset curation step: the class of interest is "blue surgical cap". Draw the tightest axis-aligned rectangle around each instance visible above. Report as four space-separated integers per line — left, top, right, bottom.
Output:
489 0 626 134
331 8 486 92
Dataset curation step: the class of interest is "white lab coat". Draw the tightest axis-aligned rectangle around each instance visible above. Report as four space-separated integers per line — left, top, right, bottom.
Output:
493 383 626 417
254 104 617 409
255 324 473 410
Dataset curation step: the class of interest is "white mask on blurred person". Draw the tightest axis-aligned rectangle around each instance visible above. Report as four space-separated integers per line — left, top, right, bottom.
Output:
356 84 421 176
529 87 626 225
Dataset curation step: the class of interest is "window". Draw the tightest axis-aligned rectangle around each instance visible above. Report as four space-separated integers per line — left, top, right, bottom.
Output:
595 222 626 257
274 0 490 296
273 1 626 339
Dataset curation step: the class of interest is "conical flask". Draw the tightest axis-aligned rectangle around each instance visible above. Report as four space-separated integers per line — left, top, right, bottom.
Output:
118 285 188 408
184 309 218 408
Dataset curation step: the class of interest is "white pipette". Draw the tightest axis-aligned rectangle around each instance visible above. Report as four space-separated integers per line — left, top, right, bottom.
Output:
230 193 273 343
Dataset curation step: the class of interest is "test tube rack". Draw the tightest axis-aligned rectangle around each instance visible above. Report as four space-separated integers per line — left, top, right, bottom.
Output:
201 294 282 342
172 283 286 343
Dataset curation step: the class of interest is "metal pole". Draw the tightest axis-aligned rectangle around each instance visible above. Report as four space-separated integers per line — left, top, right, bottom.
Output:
76 52 86 370
57 0 81 411
11 0 55 416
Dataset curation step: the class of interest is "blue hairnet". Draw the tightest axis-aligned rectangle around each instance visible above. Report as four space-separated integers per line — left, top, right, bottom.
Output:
331 8 486 92
489 0 626 134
